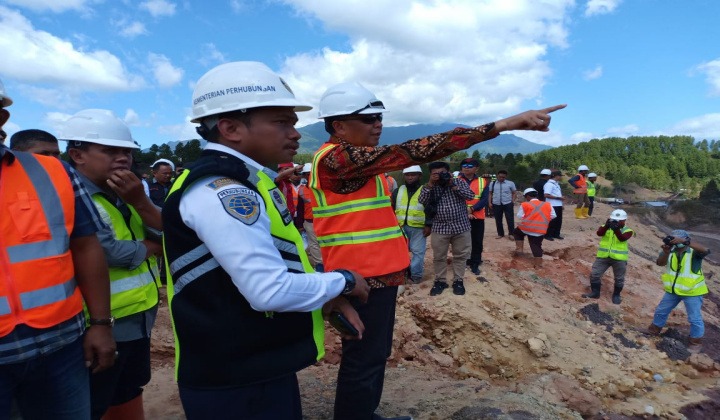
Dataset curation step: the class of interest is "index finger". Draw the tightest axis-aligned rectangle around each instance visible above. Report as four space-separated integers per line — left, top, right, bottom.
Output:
540 104 567 114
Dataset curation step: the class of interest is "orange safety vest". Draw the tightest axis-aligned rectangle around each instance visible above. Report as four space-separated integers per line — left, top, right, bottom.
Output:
298 184 314 221
518 199 552 235
291 185 299 215
0 152 82 337
572 173 587 194
309 143 409 277
463 176 486 220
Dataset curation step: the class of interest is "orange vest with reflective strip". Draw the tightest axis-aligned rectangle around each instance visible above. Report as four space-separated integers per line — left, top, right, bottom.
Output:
0 152 82 337
291 185 299 215
518 199 552 235
573 173 587 194
298 184 314 221
463 176 486 219
309 143 409 277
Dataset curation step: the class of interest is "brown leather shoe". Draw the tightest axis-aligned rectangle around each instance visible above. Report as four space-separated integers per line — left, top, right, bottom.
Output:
644 323 662 336
688 337 702 354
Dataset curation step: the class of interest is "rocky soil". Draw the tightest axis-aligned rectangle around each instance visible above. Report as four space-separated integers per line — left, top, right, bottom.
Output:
146 201 720 419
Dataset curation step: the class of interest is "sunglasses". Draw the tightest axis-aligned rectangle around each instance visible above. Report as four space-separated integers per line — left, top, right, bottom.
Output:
338 114 383 125
461 164 477 168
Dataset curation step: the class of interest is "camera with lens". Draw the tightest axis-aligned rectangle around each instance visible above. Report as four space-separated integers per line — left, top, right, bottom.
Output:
606 219 619 230
437 171 453 186
662 235 674 246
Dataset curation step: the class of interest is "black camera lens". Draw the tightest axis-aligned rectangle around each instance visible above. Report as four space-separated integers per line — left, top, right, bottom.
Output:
663 236 674 245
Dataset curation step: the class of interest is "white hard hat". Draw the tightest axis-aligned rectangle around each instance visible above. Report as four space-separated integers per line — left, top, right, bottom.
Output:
578 165 589 171
191 61 312 123
610 209 627 221
523 187 538 195
402 165 422 174
0 78 13 107
152 158 175 172
452 171 460 177
588 172 597 178
540 169 551 175
301 163 312 173
58 109 138 149
317 82 386 119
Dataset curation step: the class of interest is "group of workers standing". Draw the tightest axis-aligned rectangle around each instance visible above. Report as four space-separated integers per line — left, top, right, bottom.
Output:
0 57 708 420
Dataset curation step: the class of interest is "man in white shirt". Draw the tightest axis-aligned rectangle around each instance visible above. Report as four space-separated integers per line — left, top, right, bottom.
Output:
543 170 565 240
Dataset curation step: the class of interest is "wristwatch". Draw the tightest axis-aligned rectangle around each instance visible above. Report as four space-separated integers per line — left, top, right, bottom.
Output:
88 316 115 327
334 269 356 295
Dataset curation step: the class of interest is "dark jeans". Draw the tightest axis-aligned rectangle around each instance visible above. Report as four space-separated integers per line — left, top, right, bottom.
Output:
547 206 563 238
468 218 485 264
90 338 151 420
334 286 398 420
588 197 595 216
0 336 90 420
179 374 302 420
492 204 514 237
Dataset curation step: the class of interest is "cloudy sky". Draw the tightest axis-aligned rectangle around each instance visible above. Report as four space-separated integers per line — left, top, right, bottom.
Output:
1 0 718 148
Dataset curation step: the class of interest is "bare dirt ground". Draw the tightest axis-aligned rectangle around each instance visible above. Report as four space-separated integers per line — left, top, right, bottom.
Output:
146 202 720 419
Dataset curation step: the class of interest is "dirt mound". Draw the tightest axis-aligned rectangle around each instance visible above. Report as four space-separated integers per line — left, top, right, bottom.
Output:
145 201 720 419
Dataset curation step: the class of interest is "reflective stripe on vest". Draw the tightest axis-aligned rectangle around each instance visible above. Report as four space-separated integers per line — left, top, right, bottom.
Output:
518 200 551 235
92 195 159 319
0 152 81 335
395 185 424 228
661 248 707 296
309 143 409 276
596 227 633 261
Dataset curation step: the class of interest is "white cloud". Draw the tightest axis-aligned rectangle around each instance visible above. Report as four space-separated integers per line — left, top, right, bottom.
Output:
606 124 639 136
43 111 75 134
148 53 184 88
140 0 176 17
230 0 248 13
570 132 595 143
202 43 226 64
2 121 21 140
0 6 144 91
584 0 621 17
695 59 720 96
1 0 95 13
124 109 141 126
281 0 574 128
16 85 83 109
582 65 603 80
666 113 720 141
118 21 148 38
158 120 199 140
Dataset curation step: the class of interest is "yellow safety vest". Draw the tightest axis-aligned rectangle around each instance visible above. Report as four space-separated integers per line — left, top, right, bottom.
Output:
395 185 425 228
596 227 633 261
661 248 707 296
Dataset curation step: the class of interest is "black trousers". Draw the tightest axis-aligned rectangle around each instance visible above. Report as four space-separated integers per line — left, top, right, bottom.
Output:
468 218 485 264
547 206 563 238
334 286 398 420
493 204 515 237
588 197 595 216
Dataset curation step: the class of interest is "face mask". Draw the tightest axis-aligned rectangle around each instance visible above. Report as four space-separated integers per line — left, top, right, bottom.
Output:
675 244 685 249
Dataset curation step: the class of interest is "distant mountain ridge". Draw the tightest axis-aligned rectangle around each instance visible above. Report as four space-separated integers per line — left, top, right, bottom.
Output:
296 122 552 155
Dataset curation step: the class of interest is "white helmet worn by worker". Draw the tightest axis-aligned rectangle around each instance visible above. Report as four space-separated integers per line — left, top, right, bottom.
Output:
523 188 538 195
540 169 551 175
0 78 13 107
58 109 138 149
152 158 175 172
191 61 312 124
301 163 312 173
317 82 387 119
402 165 422 174
609 209 627 221
588 172 597 178
578 165 589 171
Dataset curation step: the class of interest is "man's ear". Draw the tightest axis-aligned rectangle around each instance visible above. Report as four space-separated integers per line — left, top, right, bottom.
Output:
67 148 85 166
216 118 247 143
331 120 349 138
0 109 9 128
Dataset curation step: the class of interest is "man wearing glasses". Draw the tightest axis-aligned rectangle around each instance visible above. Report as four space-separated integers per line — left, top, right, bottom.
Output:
310 81 565 420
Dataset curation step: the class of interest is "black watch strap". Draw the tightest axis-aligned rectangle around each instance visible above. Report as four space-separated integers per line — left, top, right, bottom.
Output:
334 269 355 295
88 316 115 327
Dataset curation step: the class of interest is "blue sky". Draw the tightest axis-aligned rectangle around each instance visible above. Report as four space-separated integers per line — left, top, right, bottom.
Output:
1 0 718 149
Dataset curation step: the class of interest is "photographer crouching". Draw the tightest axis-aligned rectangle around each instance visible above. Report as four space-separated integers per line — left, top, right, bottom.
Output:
645 230 711 354
419 162 475 296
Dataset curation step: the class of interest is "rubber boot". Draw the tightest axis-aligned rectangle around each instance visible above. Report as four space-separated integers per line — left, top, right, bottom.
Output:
687 337 703 354
582 283 601 299
532 257 543 268
102 394 145 420
581 207 590 218
611 286 623 304
513 240 524 256
574 208 584 219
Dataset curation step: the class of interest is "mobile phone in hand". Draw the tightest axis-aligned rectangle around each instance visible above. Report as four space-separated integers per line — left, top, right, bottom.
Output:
329 312 359 336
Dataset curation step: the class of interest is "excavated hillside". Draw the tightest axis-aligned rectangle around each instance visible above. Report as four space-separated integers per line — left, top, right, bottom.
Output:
145 201 720 419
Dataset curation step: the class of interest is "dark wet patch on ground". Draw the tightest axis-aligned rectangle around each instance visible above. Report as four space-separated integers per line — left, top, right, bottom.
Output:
613 333 641 349
580 303 615 332
680 388 720 419
656 334 690 361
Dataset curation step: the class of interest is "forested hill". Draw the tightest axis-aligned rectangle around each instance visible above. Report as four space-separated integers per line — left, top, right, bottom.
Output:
531 136 720 192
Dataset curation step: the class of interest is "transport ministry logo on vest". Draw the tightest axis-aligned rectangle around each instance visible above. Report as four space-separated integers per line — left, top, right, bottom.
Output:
219 188 260 225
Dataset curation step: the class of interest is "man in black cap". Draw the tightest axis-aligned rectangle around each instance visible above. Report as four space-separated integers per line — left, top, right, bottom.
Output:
457 158 489 275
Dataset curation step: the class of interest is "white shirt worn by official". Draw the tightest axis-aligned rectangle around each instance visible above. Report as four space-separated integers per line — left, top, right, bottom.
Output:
543 179 563 207
178 142 346 313
516 199 557 237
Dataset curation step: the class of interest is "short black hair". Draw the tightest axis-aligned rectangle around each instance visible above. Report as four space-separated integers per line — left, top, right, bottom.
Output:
550 170 562 177
497 169 508 175
324 117 339 135
428 161 450 171
197 109 254 142
65 140 90 167
10 129 57 151
525 190 538 198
